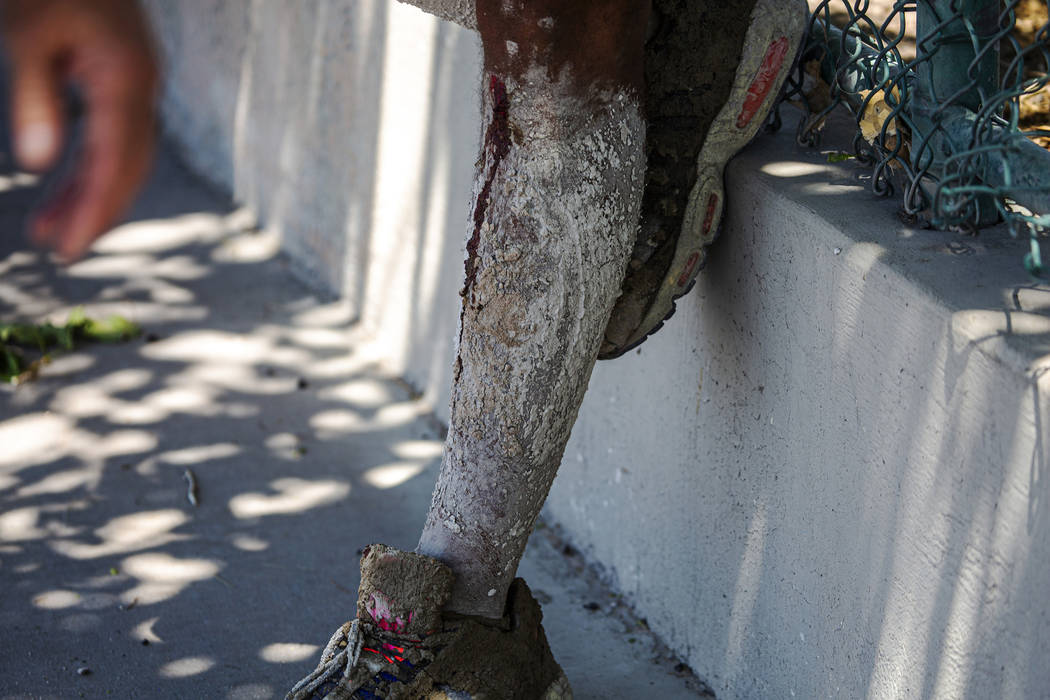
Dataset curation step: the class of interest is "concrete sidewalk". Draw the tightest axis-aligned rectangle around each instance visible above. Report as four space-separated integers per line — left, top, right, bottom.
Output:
0 145 708 699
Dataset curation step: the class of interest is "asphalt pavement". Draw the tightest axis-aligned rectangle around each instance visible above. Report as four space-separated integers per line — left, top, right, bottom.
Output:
0 141 710 699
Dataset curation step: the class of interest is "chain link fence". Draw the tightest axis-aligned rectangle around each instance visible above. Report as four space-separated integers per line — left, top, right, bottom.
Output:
777 0 1050 277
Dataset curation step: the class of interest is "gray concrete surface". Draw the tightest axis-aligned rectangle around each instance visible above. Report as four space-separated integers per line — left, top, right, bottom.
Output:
135 1 1050 697
0 145 709 699
142 0 479 414
557 124 1050 699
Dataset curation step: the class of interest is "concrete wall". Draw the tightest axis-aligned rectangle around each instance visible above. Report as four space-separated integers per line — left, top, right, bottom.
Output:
560 141 1050 699
143 0 478 412
144 2 1050 698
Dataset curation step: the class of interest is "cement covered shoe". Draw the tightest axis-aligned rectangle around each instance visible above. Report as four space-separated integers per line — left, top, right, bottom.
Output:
599 0 807 359
286 544 571 700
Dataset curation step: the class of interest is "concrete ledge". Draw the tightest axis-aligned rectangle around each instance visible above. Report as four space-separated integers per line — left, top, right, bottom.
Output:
555 121 1050 699
145 2 1050 696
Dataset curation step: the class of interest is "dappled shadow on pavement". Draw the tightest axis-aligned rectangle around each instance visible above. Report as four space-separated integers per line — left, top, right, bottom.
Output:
0 145 445 700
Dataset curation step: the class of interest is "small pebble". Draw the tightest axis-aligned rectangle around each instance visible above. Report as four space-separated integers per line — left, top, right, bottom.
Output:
76 667 91 676
833 247 842 255
583 601 601 612
141 639 150 646
297 378 309 390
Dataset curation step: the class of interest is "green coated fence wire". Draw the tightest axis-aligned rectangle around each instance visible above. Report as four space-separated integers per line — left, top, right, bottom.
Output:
774 0 1050 279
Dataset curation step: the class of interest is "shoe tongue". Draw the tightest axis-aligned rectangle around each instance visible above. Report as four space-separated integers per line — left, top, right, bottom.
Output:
357 544 454 638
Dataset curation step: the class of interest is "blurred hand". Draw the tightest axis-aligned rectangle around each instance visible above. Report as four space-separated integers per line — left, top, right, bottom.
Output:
2 0 158 260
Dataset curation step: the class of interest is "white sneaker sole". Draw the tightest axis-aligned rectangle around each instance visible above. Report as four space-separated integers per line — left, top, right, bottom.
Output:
616 0 807 355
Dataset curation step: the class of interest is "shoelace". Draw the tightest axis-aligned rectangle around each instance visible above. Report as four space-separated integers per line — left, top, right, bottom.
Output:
286 619 364 700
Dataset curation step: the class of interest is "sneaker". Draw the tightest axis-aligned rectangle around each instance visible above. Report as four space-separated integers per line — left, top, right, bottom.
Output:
286 544 571 700
599 0 807 359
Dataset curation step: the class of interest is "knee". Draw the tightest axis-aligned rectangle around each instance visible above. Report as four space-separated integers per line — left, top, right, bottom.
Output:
477 0 649 90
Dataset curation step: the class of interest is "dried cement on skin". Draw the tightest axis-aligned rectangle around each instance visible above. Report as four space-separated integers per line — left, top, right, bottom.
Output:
417 64 645 618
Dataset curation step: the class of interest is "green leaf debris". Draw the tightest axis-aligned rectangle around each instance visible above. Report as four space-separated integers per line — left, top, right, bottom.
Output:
0 307 141 384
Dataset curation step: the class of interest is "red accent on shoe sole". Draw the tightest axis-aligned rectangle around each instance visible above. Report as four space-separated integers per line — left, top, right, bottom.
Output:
736 37 790 129
702 192 719 235
676 252 701 289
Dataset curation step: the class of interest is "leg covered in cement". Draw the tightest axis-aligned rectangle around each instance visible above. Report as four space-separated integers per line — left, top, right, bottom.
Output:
416 0 649 618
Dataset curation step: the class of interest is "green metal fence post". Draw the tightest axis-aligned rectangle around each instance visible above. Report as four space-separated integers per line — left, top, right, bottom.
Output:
790 1 1050 276
911 0 1001 224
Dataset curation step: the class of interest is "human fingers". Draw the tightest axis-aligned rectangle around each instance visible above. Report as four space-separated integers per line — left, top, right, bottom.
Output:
4 24 67 171
14 0 160 260
32 61 156 260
